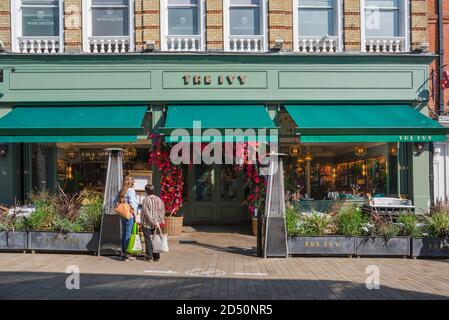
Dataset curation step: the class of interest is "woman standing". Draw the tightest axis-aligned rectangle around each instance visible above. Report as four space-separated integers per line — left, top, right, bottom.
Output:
115 175 139 261
141 184 166 262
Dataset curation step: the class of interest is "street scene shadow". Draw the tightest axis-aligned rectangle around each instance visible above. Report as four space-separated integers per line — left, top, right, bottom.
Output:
0 271 447 300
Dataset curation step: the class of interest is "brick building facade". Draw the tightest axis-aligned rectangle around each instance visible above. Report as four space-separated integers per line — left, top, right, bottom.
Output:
0 0 431 53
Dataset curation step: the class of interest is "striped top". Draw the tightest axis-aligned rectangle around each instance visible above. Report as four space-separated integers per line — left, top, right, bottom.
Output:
141 195 166 229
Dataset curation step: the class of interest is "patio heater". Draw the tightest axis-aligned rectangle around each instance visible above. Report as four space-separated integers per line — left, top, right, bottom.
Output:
98 148 124 256
262 152 288 258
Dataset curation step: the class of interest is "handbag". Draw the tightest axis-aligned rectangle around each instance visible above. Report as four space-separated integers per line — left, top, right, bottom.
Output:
151 227 169 253
127 223 143 254
114 202 132 220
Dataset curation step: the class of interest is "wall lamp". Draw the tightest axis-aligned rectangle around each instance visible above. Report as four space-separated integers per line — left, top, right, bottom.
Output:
142 40 156 53
271 39 284 52
0 144 8 158
415 142 426 155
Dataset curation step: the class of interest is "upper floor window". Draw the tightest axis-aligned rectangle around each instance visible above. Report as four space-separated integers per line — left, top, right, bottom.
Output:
224 0 267 52
11 0 63 53
293 0 342 52
83 0 134 53
161 0 204 51
362 0 409 53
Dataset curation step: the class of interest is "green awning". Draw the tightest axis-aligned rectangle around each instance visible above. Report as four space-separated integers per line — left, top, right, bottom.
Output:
162 105 277 142
285 104 449 143
0 106 148 143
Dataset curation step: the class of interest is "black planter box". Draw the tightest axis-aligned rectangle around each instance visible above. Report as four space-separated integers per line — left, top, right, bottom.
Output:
355 237 410 257
0 231 28 251
288 236 356 256
29 231 99 253
411 238 449 258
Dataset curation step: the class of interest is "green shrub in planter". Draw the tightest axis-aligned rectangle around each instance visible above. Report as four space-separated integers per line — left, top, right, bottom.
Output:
27 189 56 231
286 206 303 237
335 205 368 236
396 212 422 237
424 210 449 238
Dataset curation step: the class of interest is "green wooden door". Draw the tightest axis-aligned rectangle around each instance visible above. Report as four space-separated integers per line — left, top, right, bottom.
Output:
184 164 245 224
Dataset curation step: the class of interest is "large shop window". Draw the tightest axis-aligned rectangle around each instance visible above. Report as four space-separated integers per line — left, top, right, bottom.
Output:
224 0 267 52
293 0 342 52
11 0 64 53
160 0 204 51
83 0 134 53
362 0 409 52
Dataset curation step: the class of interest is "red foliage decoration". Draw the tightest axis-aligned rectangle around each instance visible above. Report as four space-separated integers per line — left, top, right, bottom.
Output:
235 142 267 217
148 133 185 216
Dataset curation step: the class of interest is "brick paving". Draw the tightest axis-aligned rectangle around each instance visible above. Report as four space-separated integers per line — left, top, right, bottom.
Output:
0 225 448 300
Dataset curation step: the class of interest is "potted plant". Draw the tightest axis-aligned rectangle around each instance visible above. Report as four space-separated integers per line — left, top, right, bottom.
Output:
0 204 28 252
411 203 449 258
27 188 101 253
287 206 356 256
355 212 410 257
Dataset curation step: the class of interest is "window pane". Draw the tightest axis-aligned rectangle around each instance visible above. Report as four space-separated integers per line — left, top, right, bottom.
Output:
168 0 198 5
92 0 129 5
299 0 334 7
230 8 260 35
365 0 399 8
195 165 213 202
92 8 129 36
230 0 260 5
22 0 58 4
22 7 59 36
168 7 199 35
365 9 399 37
298 8 334 36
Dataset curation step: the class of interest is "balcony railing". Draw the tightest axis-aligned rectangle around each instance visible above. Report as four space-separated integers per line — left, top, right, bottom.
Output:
87 36 132 53
17 36 61 54
227 35 265 53
363 37 406 53
166 35 202 52
296 36 340 53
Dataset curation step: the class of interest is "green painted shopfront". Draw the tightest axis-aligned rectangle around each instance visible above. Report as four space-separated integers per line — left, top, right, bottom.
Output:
0 53 447 224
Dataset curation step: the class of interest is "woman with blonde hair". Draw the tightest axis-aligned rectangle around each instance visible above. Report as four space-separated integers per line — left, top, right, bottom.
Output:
114 175 139 261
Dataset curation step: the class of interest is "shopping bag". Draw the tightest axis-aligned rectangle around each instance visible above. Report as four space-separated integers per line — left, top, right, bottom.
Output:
127 223 143 254
151 227 169 253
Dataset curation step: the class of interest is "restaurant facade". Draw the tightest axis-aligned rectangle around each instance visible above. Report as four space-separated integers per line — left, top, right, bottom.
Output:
0 52 447 223
0 0 447 224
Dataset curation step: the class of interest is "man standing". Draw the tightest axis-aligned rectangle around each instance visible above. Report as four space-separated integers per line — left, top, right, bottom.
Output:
140 184 165 261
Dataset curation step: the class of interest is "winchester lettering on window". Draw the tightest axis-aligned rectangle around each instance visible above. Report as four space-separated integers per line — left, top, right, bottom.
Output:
183 74 247 86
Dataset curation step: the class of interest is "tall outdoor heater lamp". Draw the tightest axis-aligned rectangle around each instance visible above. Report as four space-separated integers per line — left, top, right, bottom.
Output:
98 148 124 256
263 152 288 258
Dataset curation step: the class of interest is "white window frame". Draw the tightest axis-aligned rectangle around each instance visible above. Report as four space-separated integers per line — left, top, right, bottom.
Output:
360 0 410 52
160 0 206 51
223 0 268 52
11 0 64 53
82 0 135 52
292 0 343 52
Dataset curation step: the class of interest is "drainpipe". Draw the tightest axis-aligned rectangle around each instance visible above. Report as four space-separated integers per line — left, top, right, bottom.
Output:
431 0 445 206
438 0 445 115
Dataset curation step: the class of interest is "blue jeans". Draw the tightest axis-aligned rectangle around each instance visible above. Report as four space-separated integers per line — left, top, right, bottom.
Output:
121 216 135 254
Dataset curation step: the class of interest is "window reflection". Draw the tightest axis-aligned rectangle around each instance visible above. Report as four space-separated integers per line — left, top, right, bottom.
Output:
220 165 238 201
195 165 213 201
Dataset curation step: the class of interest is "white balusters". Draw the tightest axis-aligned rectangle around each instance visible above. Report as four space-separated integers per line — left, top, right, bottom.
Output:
227 36 264 53
88 37 131 53
364 37 405 53
297 36 340 53
17 37 60 54
165 36 202 52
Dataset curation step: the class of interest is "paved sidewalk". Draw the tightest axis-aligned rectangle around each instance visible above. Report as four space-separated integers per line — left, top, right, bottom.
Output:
0 226 448 300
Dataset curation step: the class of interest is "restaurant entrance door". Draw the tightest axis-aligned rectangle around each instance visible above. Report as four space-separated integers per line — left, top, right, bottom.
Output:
185 164 246 224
